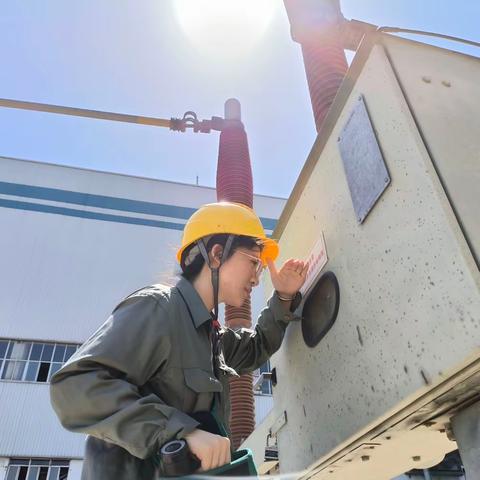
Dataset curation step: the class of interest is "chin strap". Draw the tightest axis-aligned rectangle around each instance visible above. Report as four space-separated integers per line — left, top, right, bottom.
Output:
197 235 235 329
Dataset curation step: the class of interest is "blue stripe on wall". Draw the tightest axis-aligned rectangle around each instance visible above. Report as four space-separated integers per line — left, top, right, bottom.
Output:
0 181 277 230
0 181 195 219
0 199 185 231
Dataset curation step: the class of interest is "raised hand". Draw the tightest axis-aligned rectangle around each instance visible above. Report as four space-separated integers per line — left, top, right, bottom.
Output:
267 258 308 298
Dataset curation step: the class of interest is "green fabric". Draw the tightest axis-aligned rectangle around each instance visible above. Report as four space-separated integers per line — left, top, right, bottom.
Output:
187 449 257 478
50 276 300 479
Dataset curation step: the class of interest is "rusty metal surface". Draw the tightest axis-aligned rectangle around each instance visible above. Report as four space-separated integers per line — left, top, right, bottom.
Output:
338 95 390 224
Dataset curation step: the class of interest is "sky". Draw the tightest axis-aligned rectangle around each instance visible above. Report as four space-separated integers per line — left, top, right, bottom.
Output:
0 0 479 199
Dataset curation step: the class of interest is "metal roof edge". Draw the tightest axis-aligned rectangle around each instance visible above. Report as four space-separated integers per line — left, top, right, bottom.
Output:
0 155 286 201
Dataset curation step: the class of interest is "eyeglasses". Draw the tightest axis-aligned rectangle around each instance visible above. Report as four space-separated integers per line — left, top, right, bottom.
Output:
236 250 265 279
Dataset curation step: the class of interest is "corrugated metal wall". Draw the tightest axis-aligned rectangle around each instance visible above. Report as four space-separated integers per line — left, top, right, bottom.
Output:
254 395 274 426
0 382 85 457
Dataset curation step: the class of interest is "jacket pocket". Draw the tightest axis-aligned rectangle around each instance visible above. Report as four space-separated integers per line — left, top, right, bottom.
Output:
182 368 222 412
183 368 223 393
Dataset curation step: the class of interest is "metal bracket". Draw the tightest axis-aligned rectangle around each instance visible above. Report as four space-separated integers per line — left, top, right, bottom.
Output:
253 371 273 391
269 411 288 438
170 111 225 133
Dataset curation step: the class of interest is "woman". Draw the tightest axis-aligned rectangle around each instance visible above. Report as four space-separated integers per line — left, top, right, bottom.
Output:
50 202 308 479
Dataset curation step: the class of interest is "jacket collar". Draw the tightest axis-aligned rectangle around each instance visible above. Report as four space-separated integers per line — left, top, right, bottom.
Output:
175 276 213 329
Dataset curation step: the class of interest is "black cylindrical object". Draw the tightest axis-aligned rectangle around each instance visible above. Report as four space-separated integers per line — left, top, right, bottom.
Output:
160 439 201 477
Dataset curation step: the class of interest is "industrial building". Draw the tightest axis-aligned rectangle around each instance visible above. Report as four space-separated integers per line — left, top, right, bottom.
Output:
0 155 284 479
1 1 479 478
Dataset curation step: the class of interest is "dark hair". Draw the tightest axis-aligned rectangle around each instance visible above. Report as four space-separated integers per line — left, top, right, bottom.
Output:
181 234 263 282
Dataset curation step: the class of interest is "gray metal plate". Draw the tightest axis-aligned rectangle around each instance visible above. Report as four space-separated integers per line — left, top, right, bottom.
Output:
338 95 390 223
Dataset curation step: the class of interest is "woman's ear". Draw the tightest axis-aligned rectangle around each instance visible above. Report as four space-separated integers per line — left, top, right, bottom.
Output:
210 244 224 268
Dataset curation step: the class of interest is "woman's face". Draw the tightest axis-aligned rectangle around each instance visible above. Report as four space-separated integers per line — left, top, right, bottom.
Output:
219 246 263 307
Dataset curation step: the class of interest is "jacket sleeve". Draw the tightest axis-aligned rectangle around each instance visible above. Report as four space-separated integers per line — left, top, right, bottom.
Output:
221 291 301 375
49 294 199 459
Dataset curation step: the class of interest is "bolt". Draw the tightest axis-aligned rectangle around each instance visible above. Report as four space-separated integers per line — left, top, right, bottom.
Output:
412 456 421 462
445 423 456 441
361 455 370 462
442 80 451 87
422 76 431 83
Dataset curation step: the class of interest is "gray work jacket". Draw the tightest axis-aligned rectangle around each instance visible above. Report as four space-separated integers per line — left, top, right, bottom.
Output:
50 276 301 480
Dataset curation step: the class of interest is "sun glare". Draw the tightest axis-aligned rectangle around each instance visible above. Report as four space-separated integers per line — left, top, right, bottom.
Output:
173 0 278 59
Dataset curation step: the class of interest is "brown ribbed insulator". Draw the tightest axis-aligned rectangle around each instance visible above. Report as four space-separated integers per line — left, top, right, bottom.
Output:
300 36 348 133
216 98 256 449
216 130 253 207
228 373 256 447
283 0 348 134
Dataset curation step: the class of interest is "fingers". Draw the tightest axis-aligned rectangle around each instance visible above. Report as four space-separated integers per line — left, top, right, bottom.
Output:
200 452 212 472
209 441 221 472
293 260 303 273
211 436 230 470
185 429 231 472
301 261 309 277
285 258 307 274
267 258 279 281
209 436 230 470
221 437 231 467
269 257 309 291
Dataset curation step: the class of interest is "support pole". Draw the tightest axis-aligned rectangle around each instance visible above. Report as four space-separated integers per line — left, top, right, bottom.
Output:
283 0 348 134
451 401 480 478
216 99 255 449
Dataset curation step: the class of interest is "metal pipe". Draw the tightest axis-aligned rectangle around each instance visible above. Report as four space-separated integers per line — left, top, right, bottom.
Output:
378 26 480 49
0 98 171 128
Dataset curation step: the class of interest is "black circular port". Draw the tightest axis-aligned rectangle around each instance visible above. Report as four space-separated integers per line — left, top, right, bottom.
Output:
302 271 340 348
161 440 185 455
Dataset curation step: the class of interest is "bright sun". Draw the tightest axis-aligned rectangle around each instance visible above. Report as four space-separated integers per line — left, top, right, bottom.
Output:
173 0 279 59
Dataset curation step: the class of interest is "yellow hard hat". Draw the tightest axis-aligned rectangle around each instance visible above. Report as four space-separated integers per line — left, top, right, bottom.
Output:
177 202 279 266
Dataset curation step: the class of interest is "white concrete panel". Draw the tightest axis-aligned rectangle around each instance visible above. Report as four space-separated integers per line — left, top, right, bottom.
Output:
384 37 480 263
263 37 479 478
241 410 276 470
